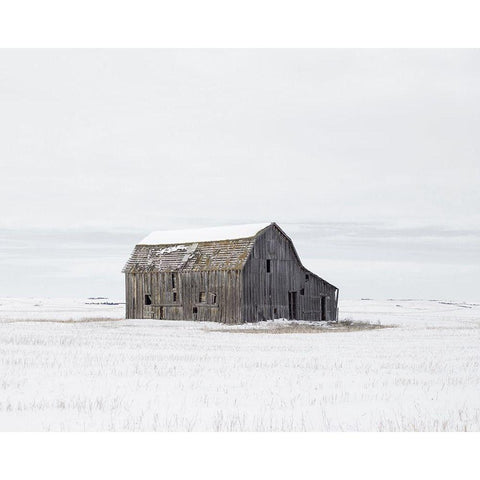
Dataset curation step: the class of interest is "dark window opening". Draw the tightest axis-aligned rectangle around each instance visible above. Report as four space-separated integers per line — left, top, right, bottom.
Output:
266 259 271 273
273 307 278 316
193 306 198 314
171 273 176 289
173 292 177 302
145 294 152 305
210 293 217 304
305 274 309 282
300 288 305 296
321 296 327 321
199 291 206 303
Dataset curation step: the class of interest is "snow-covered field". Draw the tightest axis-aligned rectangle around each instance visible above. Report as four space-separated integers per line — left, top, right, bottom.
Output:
0 297 478 431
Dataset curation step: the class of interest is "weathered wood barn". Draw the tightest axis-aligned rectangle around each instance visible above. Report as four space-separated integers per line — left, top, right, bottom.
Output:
122 223 338 323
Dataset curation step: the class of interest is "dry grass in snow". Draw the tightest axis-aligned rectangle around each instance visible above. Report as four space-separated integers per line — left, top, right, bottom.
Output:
214 319 391 334
0 297 478 431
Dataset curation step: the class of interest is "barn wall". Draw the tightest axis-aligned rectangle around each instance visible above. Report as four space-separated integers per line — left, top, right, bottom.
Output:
125 270 242 323
242 226 338 322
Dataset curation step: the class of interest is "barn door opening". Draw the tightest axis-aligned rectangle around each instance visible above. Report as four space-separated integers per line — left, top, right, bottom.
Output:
321 296 327 321
288 291 297 320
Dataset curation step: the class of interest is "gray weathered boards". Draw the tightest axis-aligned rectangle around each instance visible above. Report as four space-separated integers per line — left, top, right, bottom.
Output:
122 222 338 323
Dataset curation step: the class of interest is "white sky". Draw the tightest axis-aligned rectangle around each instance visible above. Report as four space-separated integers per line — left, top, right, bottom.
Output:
1 49 479 300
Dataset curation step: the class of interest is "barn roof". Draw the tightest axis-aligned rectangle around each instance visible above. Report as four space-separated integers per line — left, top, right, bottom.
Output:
122 223 272 273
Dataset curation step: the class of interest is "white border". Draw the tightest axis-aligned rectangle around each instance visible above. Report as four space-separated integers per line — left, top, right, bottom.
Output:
0 0 479 47
1 433 479 480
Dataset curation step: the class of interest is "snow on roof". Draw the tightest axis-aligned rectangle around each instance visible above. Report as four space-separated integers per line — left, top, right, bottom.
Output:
138 223 272 246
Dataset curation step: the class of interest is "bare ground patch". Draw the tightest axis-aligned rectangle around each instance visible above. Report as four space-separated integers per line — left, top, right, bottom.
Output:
212 319 393 334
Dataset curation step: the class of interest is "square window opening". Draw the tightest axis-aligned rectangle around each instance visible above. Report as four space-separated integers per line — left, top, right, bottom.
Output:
145 294 152 305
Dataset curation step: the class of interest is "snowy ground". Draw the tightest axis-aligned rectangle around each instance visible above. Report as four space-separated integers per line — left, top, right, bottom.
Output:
0 297 478 431
0 296 125 321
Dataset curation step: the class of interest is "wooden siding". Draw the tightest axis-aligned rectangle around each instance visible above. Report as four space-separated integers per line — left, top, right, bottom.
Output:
242 225 338 322
125 270 242 323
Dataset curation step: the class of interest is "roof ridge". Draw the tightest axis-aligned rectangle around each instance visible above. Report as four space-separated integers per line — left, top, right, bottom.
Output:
137 222 273 246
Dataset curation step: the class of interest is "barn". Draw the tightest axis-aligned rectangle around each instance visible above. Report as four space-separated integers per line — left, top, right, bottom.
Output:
122 222 338 323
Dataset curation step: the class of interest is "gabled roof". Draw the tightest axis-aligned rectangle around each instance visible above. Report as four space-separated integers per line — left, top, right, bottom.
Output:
123 222 338 290
122 223 272 273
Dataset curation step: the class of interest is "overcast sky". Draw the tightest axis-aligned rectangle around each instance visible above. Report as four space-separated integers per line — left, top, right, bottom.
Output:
1 49 479 300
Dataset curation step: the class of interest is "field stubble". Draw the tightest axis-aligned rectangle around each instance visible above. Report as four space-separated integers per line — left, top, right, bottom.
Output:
0 298 478 431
